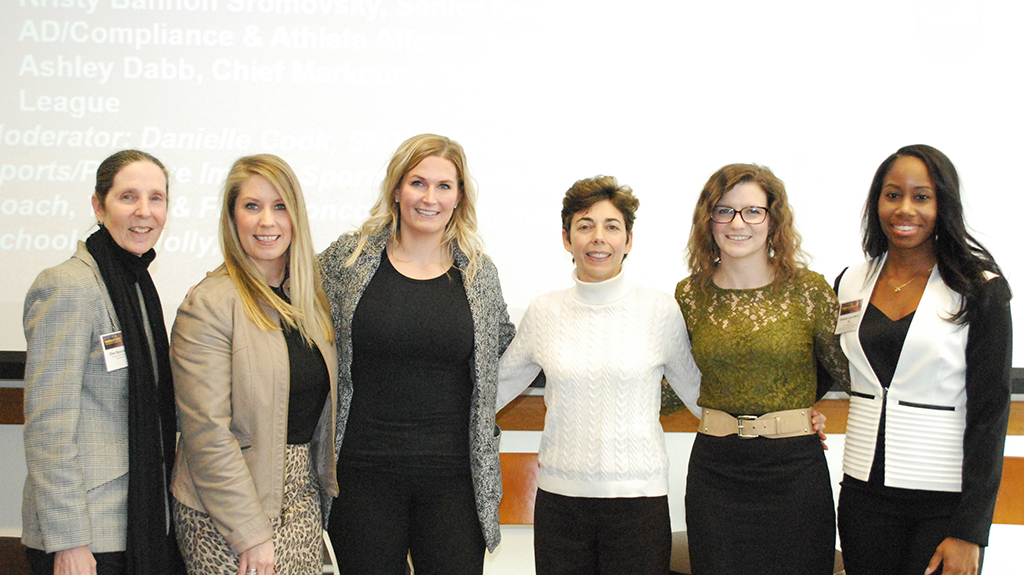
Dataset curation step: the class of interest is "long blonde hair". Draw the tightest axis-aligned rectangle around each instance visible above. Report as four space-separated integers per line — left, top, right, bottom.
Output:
345 134 485 281
687 163 806 288
219 154 333 344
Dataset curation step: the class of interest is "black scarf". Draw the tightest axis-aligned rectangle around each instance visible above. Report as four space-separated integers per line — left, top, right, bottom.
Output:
86 226 184 574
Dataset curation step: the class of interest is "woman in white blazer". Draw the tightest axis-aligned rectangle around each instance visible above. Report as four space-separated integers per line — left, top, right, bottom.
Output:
835 144 1012 575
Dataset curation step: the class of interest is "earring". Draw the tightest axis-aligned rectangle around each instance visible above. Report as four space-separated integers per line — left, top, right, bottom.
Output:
454 204 458 209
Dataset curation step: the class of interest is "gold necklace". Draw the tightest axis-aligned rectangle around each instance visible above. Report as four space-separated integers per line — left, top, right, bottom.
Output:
890 276 917 293
889 265 934 292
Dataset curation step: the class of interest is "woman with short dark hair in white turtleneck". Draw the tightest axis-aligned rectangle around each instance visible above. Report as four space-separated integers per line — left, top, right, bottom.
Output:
497 175 702 575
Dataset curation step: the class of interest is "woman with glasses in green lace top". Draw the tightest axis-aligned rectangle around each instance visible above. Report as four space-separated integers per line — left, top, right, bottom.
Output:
674 163 850 575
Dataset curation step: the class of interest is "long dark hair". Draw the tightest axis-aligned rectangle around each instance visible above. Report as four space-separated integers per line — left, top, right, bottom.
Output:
862 144 1007 323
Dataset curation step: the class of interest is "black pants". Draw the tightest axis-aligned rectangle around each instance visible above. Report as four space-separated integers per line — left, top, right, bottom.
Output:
25 547 126 575
533 489 671 575
838 479 985 575
327 465 485 575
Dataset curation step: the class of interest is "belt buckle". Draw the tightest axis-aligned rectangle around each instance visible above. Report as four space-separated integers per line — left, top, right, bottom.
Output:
736 415 759 439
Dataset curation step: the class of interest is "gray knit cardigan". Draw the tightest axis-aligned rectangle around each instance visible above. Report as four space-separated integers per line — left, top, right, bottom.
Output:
317 229 515 551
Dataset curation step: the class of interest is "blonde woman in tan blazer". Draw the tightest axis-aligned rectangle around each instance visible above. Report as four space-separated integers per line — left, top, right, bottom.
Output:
170 155 338 575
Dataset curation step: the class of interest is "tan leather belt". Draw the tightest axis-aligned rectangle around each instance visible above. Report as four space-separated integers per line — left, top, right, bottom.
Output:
698 407 814 439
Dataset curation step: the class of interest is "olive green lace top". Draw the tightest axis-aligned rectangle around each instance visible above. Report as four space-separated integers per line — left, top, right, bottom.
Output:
674 268 850 415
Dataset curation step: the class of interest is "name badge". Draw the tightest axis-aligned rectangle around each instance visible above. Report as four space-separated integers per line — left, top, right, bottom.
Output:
835 299 863 334
100 331 128 372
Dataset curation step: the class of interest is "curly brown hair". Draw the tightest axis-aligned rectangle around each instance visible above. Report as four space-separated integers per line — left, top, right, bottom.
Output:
686 163 806 287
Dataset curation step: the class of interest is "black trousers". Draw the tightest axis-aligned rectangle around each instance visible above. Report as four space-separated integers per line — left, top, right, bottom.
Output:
533 489 671 575
838 479 985 575
25 547 126 575
327 465 485 575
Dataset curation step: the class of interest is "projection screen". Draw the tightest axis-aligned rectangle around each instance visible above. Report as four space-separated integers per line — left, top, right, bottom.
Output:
2 0 1021 366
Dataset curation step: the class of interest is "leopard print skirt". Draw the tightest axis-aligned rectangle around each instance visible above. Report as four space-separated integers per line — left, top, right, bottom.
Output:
174 443 323 575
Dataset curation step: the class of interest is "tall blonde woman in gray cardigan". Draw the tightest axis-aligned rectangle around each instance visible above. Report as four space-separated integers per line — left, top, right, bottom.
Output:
170 155 338 575
319 134 514 575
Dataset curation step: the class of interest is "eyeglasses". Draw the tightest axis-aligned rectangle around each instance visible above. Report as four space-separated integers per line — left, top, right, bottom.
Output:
710 205 769 225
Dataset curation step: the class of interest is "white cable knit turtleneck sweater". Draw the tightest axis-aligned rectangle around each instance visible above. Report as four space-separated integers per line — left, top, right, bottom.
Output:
497 269 701 498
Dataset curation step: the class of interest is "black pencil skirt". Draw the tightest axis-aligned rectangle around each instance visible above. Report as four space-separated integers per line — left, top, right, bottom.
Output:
684 433 836 575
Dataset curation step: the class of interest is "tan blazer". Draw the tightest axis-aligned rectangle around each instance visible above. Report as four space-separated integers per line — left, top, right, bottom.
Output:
169 271 338 555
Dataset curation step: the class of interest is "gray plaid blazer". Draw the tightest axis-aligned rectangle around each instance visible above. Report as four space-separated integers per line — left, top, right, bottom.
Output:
21 242 137 553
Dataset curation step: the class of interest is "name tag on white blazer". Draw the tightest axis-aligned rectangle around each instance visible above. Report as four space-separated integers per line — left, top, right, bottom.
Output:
100 331 128 372
836 299 863 335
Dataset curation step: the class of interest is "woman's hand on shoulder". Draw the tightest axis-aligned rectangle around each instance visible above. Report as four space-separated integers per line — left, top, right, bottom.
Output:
925 537 979 575
238 539 275 575
54 546 96 575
